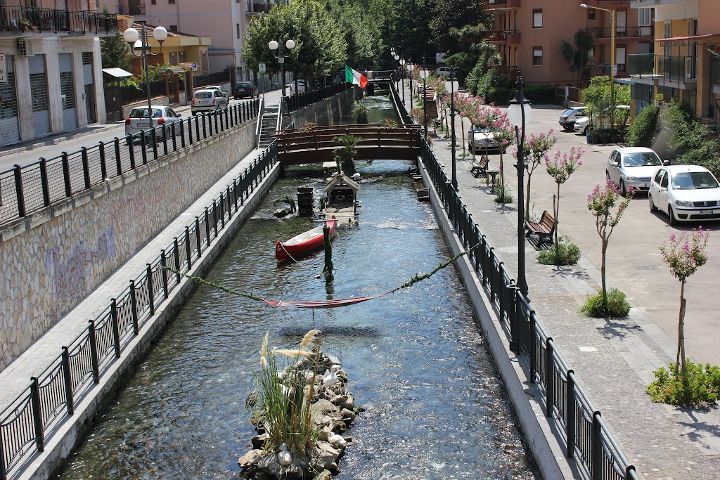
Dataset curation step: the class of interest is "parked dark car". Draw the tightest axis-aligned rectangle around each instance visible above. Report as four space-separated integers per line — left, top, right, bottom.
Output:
233 81 257 99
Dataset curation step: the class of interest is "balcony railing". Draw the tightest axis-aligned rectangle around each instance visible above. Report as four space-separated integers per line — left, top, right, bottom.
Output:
711 58 720 85
0 6 117 35
627 54 698 82
486 29 520 44
246 0 270 14
627 53 654 75
486 0 521 8
586 25 654 39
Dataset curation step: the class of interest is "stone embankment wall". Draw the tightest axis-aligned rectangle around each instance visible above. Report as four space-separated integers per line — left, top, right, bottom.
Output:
289 88 357 128
0 121 257 370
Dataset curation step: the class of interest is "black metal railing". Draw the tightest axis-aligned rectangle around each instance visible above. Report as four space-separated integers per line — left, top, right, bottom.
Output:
0 140 278 480
392 84 639 480
0 6 117 34
286 83 352 112
0 99 260 229
627 53 655 76
586 25 654 39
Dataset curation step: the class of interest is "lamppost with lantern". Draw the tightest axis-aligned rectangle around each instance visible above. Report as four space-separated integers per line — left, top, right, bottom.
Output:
405 61 413 111
123 22 168 115
399 58 406 104
420 66 430 139
269 38 296 97
580 3 616 129
448 66 457 189
506 75 533 298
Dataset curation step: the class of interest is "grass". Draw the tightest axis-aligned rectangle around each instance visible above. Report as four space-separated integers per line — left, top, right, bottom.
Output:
537 238 581 266
580 288 631 318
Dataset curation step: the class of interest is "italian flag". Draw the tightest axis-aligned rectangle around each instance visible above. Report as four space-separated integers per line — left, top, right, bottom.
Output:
345 65 368 89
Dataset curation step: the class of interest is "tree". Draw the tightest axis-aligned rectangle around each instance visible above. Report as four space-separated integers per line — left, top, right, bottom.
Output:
587 182 630 315
581 76 631 129
522 130 556 221
545 147 583 253
560 29 594 86
101 31 130 70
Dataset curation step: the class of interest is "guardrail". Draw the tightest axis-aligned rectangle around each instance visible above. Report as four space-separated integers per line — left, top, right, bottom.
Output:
392 83 639 480
0 100 260 231
0 141 278 480
286 83 352 112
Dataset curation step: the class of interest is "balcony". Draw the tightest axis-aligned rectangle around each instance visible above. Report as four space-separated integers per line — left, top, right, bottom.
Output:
627 53 654 75
487 29 521 44
486 0 521 9
246 0 271 15
627 54 698 83
0 6 117 35
586 25 654 39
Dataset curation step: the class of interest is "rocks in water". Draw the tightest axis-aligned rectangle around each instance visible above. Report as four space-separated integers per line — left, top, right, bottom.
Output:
238 449 264 468
312 470 333 480
327 434 347 449
251 433 269 449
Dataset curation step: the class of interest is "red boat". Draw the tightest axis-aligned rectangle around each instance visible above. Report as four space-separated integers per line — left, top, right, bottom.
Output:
275 218 337 262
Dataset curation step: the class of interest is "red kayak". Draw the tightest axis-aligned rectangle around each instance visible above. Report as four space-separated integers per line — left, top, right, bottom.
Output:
275 218 337 262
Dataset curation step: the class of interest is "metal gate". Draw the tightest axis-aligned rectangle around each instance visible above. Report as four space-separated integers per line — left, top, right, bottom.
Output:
0 54 20 146
59 53 77 131
29 54 50 136
82 52 96 124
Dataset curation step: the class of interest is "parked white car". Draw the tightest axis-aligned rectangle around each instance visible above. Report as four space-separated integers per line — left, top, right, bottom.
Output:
606 147 664 196
648 165 720 224
286 80 306 95
191 89 228 114
436 66 452 77
575 105 630 134
124 105 182 140
468 126 501 153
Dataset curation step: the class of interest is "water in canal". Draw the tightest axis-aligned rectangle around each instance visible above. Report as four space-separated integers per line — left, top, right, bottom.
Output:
59 96 538 479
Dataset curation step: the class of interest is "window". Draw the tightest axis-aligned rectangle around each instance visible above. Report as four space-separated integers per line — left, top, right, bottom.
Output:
663 21 671 56
588 47 595 59
532 46 543 65
169 25 177 33
151 0 156 4
532 9 542 28
236 23 241 39
169 0 175 4
638 8 651 26
587 9 595 21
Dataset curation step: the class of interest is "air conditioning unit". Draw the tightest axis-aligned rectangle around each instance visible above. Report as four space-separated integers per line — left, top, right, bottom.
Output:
17 38 34 57
685 57 696 80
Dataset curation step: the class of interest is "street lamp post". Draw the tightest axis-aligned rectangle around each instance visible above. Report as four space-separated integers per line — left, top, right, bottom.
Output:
393 53 400 92
507 75 533 297
449 67 457 189
123 22 168 115
269 38 296 97
406 62 413 111
420 67 430 139
581 3 616 129
399 58 406 104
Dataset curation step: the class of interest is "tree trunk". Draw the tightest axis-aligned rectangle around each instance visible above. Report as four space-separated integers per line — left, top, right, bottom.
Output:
677 280 687 391
460 118 466 157
601 239 608 314
554 184 561 259
525 172 532 221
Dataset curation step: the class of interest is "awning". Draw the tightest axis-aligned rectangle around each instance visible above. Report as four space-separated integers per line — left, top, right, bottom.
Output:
657 33 720 45
102 67 133 78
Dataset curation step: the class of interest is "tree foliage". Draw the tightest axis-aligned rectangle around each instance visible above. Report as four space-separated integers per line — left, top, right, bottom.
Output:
101 31 130 70
560 29 594 86
661 100 720 176
581 76 630 128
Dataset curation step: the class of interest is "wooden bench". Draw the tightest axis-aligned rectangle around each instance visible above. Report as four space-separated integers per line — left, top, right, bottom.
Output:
525 210 556 246
470 156 489 178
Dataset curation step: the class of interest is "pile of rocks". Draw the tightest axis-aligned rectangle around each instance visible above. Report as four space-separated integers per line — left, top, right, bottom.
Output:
238 352 360 479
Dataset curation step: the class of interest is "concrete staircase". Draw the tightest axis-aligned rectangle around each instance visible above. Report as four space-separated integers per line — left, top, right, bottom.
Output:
259 105 279 148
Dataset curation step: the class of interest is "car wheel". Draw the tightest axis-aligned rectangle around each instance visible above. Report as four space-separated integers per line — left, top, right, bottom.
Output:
667 205 678 226
620 180 627 197
583 125 589 135
649 194 657 212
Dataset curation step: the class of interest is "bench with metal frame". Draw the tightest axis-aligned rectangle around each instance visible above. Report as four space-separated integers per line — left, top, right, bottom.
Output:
525 210 556 246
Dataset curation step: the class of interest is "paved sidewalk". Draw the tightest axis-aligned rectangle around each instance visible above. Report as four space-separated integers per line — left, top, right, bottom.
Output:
402 88 720 479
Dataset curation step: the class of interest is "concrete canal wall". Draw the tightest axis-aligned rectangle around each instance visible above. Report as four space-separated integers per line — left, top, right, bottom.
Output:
289 87 357 128
0 121 257 370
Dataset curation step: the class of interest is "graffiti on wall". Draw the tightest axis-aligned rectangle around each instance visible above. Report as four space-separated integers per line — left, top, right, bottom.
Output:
44 226 117 300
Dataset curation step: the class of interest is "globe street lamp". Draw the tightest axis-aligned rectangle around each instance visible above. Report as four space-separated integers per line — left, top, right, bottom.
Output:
420 67 430 139
393 53 400 91
506 75 533 298
269 38 296 97
123 23 167 115
405 62 414 111
581 3 616 129
399 58 406 104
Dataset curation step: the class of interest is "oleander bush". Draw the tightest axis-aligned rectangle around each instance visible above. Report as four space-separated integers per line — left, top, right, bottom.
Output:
580 288 630 317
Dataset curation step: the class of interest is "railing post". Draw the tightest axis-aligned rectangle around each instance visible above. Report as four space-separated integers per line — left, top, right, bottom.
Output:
529 312 537 383
195 217 202 257
151 128 158 159
38 158 50 207
140 131 148 164
61 347 74 415
88 321 100 383
29 377 44 453
127 135 136 169
96 146 107 184
566 370 576 458
219 193 225 228
204 208 211 243
232 179 238 210
110 298 121 358
61 152 72 197
161 125 168 155
171 122 177 151
179 119 186 148
146 263 155 316
226 186 233 219
196 115 201 142
80 147 91 189
545 337 554 417
160 250 169 298
129 280 139 335
173 237 181 282
212 200 218 237
510 286 520 353
592 411 602 480
202 113 207 138
114 137 122 175
185 226 192 269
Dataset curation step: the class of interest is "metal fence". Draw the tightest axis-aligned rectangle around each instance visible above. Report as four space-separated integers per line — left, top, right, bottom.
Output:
0 141 278 480
392 84 639 480
0 6 116 34
286 83 352 112
0 99 260 229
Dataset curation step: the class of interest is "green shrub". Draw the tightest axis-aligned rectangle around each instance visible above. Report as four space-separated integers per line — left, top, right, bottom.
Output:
580 288 631 317
524 84 556 105
494 178 513 203
537 238 581 265
586 127 623 144
647 360 720 406
626 104 659 147
487 86 513 105
661 100 720 177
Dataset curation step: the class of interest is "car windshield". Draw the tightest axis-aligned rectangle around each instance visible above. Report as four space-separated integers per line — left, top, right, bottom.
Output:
129 108 163 118
623 152 662 167
237 82 252 87
471 127 492 133
671 171 720 189
195 91 213 99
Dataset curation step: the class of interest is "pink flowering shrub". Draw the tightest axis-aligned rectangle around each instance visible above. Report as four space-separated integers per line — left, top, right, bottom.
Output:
544 147 583 248
520 129 557 220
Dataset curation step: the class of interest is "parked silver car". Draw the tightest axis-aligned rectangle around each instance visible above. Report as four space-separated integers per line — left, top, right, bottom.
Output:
559 106 587 131
606 147 665 196
191 89 228 114
124 105 182 140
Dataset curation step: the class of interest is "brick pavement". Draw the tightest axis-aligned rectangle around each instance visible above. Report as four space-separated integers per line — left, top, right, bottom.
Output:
402 86 720 479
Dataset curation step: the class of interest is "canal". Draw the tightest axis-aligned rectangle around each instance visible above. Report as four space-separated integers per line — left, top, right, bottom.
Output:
58 96 538 479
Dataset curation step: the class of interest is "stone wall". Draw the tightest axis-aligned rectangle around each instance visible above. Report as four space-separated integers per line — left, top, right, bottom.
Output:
0 121 257 370
289 88 358 128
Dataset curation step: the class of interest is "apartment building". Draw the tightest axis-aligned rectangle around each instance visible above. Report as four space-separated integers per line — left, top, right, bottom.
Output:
129 0 278 79
0 1 116 147
628 0 720 124
485 0 654 86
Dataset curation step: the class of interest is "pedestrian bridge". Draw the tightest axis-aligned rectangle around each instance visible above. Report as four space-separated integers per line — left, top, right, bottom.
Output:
276 125 421 165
